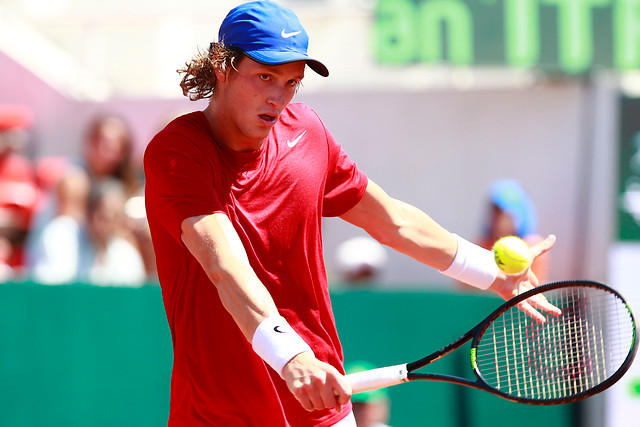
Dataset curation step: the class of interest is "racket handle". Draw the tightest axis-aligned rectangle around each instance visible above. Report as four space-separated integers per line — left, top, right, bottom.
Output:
346 364 409 393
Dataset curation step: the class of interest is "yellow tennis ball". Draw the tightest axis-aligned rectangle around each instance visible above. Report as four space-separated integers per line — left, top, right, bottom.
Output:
492 236 532 275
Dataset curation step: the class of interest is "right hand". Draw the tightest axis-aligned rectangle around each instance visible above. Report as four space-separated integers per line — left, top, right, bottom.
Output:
282 352 352 412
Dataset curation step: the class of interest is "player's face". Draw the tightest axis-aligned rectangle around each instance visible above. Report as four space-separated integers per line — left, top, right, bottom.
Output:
213 57 305 151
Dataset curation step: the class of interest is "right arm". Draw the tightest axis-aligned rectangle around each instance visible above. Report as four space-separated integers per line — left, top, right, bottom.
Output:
181 213 276 337
180 213 351 411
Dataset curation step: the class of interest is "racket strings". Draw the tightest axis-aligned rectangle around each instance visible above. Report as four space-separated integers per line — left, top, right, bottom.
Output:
474 286 635 401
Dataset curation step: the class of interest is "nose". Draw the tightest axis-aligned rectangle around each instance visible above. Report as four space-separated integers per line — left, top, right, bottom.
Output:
266 85 287 109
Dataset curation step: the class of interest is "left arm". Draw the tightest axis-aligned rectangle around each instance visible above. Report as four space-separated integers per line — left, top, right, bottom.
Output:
340 179 558 317
340 179 457 272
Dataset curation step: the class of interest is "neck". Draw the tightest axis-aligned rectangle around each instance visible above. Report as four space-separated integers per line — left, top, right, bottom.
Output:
203 102 264 152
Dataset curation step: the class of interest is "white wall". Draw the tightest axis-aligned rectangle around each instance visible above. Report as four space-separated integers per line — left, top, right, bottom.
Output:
298 80 618 288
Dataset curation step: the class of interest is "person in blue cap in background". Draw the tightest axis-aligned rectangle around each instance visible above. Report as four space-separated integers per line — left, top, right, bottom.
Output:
144 2 557 426
477 179 549 283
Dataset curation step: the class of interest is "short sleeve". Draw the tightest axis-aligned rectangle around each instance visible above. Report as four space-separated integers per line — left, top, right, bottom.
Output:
144 129 225 244
321 125 368 217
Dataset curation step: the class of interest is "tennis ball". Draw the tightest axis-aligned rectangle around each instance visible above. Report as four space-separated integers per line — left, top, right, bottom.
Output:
492 236 532 275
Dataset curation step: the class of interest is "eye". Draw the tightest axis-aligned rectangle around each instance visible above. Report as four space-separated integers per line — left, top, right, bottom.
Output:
258 74 270 81
287 79 300 87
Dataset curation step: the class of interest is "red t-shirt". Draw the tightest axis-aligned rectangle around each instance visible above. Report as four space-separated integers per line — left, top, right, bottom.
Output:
144 103 368 426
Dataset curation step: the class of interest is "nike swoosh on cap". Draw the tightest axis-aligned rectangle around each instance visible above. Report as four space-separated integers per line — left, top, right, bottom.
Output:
281 29 302 38
287 130 307 148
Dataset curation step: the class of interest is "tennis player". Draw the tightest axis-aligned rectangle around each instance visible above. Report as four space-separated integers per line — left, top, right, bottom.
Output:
143 1 556 426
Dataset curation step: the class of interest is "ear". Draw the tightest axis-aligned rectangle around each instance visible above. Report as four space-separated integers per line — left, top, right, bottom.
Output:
214 67 229 83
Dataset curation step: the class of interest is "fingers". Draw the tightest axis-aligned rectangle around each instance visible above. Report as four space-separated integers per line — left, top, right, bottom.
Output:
517 300 546 323
293 373 350 412
517 290 563 323
530 234 556 259
297 384 338 412
305 379 346 411
330 374 352 406
283 354 352 412
526 292 563 317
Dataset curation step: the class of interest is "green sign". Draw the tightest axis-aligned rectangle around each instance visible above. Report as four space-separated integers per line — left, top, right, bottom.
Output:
631 377 640 397
372 0 640 74
618 96 640 241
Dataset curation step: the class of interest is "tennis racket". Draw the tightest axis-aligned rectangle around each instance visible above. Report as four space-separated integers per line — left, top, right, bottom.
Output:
346 280 637 405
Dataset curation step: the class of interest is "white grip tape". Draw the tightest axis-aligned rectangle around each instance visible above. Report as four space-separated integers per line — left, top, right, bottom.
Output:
346 364 409 394
252 315 314 378
440 234 498 290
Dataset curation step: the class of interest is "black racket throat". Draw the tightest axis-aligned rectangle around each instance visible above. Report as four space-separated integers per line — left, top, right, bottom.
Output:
406 327 476 372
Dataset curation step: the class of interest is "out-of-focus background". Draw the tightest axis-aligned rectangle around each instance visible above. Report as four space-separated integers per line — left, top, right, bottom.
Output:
1 0 639 426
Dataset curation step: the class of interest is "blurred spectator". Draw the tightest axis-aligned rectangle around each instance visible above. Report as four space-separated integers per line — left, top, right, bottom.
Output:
124 192 157 282
28 170 90 284
26 113 156 282
82 179 146 286
82 113 155 280
334 236 388 285
81 113 140 194
345 361 392 427
477 179 548 282
0 105 39 279
29 179 146 286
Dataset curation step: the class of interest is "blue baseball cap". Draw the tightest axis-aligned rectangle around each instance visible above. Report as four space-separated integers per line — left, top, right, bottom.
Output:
218 1 329 77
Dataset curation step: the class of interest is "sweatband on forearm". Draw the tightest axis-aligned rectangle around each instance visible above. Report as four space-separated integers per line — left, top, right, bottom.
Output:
440 234 498 290
252 315 314 377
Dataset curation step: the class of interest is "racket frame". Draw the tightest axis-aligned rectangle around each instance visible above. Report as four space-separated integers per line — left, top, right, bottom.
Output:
467 280 638 405
350 280 638 405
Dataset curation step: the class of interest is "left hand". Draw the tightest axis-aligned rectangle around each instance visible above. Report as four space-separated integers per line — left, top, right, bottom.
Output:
489 234 561 322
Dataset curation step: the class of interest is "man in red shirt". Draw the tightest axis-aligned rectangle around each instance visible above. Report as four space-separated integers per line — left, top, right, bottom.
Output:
144 2 556 426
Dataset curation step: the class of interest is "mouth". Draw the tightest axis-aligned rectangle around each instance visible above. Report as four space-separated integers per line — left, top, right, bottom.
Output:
258 113 278 125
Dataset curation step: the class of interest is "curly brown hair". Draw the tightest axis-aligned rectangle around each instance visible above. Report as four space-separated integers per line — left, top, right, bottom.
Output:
178 42 244 101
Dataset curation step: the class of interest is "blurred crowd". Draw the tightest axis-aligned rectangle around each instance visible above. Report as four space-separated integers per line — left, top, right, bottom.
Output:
0 101 547 290
0 105 156 286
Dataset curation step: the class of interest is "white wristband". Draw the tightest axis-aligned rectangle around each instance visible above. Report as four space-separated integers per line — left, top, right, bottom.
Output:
440 234 498 290
252 315 314 377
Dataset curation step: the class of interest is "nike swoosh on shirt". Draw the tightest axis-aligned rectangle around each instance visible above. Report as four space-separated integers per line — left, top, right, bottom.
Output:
287 131 307 148
281 29 302 38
